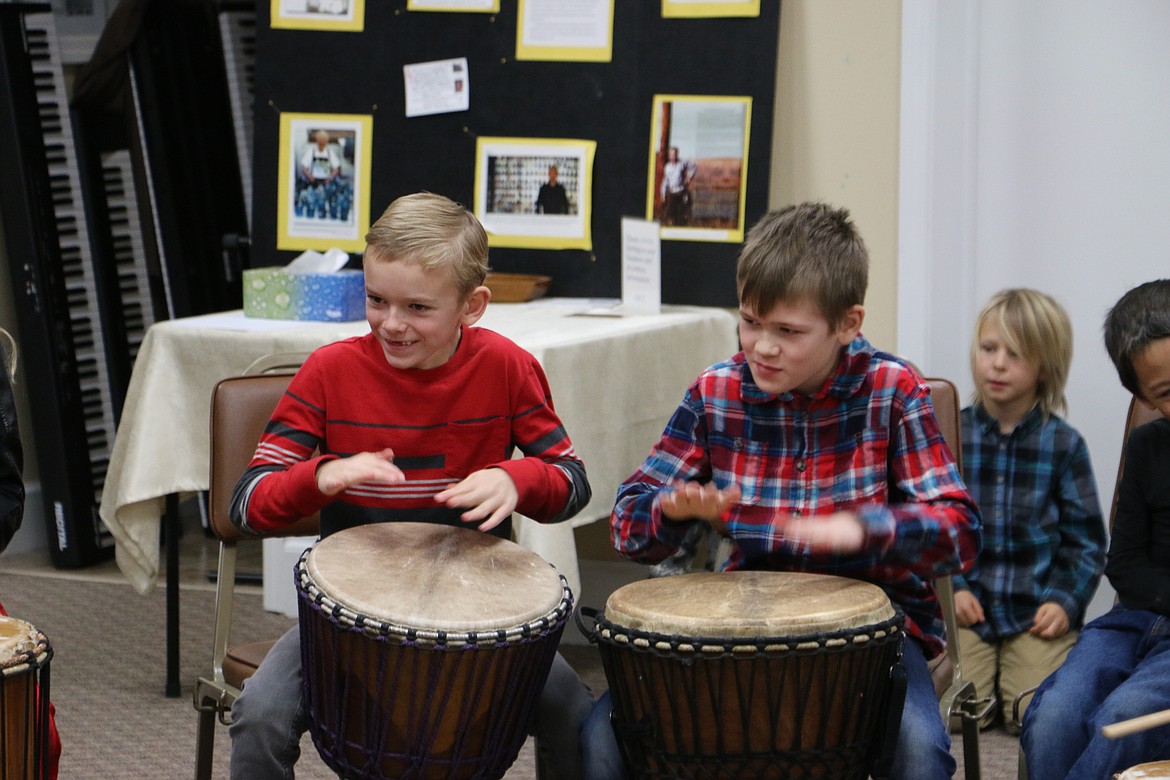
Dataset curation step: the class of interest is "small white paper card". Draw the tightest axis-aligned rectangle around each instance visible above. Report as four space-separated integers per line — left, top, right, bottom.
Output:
621 217 661 314
403 57 470 118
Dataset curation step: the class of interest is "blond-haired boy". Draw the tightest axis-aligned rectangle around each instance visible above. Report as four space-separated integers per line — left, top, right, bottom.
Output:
229 193 594 779
954 288 1105 731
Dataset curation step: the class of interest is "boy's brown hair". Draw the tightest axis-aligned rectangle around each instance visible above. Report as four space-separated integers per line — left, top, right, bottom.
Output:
736 202 868 327
363 192 489 297
1104 279 1170 397
970 288 1073 418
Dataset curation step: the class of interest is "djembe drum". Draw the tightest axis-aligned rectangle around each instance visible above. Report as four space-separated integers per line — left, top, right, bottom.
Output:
1116 762 1170 779
0 616 52 780
295 523 573 780
589 571 905 780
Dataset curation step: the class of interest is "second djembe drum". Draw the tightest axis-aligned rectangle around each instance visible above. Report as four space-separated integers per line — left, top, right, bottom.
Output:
0 615 52 780
591 571 905 780
1116 762 1170 779
295 522 572 780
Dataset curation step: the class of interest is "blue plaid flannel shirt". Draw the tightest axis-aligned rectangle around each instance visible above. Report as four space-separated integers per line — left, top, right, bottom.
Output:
954 404 1106 640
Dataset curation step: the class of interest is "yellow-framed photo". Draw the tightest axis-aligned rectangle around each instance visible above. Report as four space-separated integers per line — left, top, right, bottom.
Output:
277 113 373 252
271 0 365 32
474 137 596 251
646 94 752 243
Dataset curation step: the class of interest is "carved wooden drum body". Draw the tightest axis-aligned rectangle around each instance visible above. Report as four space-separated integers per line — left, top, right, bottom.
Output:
295 523 572 780
0 616 52 780
594 571 905 780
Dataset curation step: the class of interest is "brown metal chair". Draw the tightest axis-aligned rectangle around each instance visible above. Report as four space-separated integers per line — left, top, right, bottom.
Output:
191 368 318 779
926 376 994 779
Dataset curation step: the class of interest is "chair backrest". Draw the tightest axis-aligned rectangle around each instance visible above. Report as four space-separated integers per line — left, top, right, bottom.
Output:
925 377 962 474
209 372 320 543
1108 396 1162 532
923 377 964 697
243 351 313 376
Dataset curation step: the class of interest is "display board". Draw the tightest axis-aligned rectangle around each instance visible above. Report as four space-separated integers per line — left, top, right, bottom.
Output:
251 1 778 306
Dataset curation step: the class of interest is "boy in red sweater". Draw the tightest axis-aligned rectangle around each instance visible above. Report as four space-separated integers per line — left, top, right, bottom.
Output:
228 192 593 779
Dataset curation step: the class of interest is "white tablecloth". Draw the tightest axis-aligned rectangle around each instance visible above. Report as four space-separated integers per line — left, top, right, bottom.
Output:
98 299 739 597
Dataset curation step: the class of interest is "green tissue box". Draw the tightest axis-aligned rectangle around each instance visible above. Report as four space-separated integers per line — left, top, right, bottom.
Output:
243 268 365 322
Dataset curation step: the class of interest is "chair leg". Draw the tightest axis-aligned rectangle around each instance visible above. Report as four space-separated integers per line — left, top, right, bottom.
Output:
533 736 551 780
960 714 981 780
194 705 217 780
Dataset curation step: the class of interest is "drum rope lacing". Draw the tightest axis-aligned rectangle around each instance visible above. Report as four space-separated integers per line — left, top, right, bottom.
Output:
594 612 904 659
294 550 574 648
0 631 51 678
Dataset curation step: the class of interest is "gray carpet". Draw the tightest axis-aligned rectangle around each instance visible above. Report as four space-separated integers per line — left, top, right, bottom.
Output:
0 571 1023 778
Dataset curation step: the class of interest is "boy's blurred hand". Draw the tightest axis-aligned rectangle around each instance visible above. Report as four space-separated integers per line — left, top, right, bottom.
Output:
1030 602 1070 639
781 511 865 555
659 481 742 534
435 468 519 532
316 448 404 495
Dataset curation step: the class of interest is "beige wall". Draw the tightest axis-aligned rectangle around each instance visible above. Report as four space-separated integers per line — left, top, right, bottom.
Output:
772 0 902 351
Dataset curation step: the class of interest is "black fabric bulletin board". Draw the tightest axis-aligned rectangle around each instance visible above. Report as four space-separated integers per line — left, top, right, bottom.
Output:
250 2 779 307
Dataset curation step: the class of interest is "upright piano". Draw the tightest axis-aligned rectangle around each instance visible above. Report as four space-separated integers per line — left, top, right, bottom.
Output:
0 0 255 568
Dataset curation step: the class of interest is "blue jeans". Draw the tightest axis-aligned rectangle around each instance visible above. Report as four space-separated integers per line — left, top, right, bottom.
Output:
1021 605 1170 780
581 637 954 780
230 626 593 780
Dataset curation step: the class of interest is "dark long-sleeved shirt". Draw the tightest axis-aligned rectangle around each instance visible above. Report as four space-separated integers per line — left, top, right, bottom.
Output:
1105 417 1170 613
0 366 23 553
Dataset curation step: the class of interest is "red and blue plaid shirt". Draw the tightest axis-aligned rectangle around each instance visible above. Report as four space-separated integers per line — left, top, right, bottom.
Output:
611 335 982 657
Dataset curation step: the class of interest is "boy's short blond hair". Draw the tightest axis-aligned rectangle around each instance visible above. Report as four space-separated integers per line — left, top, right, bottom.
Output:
364 192 489 297
1103 278 1170 398
736 202 868 327
970 288 1072 418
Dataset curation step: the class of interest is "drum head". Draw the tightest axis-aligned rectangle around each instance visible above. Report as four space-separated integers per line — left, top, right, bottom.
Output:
604 571 894 638
1117 762 1170 779
0 616 39 668
305 523 566 633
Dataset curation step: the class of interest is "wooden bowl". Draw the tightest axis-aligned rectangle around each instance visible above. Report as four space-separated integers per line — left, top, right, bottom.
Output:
484 273 552 303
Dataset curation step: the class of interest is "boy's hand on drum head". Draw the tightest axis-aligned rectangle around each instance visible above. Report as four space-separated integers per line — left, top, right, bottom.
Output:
316 449 404 496
1029 602 1070 639
659 481 742 533
780 511 865 555
954 589 985 627
434 468 519 533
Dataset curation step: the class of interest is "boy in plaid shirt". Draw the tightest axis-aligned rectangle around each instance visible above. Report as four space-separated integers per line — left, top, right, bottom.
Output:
584 202 981 780
953 289 1105 732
